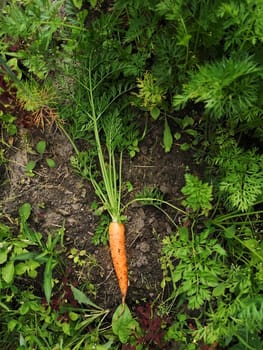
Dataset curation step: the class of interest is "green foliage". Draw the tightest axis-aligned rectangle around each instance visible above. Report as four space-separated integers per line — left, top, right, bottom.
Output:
161 194 263 348
161 225 226 310
1 0 263 348
218 149 263 212
0 111 17 136
25 140 56 176
173 115 199 151
36 140 46 155
69 55 133 222
60 49 139 152
0 0 65 79
163 117 173 152
174 55 262 121
15 78 57 112
194 297 263 347
0 206 110 349
135 186 164 206
164 313 196 349
0 288 110 350
208 132 263 212
112 304 141 345
0 203 64 303
217 0 263 51
133 71 166 116
181 174 213 216
0 0 87 77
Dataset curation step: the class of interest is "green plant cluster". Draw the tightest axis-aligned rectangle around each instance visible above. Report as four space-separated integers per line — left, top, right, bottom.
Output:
160 174 263 349
0 0 263 349
0 204 112 349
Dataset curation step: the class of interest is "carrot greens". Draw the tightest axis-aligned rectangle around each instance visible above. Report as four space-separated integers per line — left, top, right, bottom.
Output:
83 58 125 223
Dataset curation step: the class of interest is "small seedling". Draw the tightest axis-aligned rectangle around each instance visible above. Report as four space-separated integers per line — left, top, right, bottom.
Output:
0 112 17 136
125 181 134 193
25 140 56 176
35 140 46 155
163 117 173 152
25 160 37 177
173 116 199 151
46 158 56 168
68 248 88 267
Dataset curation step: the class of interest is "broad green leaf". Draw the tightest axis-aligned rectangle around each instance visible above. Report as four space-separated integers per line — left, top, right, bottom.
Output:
163 118 173 152
2 261 15 284
36 140 46 155
150 106 160 120
72 0 82 9
15 262 28 275
89 0 97 8
174 132 181 141
185 128 197 137
182 116 194 128
13 252 38 261
61 322 71 335
19 333 26 346
46 158 56 168
112 304 140 343
28 269 38 278
30 302 42 312
44 257 53 304
0 223 11 239
19 203 32 222
28 270 37 278
180 143 190 151
0 249 8 264
69 311 79 321
7 123 17 136
25 160 36 172
8 319 18 332
19 303 30 315
70 285 100 309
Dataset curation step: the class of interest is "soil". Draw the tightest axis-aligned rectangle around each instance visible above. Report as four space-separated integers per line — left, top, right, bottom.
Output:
0 119 196 310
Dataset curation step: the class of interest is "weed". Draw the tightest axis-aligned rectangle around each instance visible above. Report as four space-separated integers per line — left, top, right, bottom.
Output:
25 139 56 177
0 204 110 349
181 174 213 216
0 111 17 137
160 172 263 348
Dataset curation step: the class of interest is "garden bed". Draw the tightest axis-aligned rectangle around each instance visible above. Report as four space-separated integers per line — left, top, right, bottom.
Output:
1 118 195 309
1 1 263 349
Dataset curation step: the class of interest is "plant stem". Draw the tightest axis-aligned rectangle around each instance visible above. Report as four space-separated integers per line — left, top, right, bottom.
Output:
86 56 121 222
215 223 263 264
124 197 187 216
57 122 80 155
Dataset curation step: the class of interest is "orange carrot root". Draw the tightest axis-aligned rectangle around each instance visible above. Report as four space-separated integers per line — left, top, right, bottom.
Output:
109 222 128 304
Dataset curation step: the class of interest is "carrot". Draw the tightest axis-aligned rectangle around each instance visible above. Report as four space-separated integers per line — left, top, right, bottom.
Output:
109 221 128 304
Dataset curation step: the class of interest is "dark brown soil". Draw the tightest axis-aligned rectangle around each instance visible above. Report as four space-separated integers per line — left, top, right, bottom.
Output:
0 119 196 310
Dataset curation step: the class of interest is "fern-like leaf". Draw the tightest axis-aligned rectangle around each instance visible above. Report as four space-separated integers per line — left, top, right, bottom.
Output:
173 55 261 120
